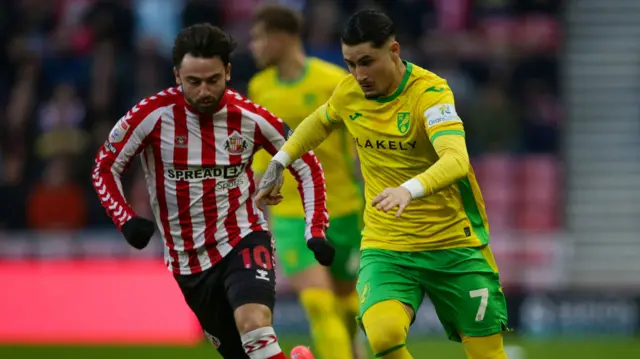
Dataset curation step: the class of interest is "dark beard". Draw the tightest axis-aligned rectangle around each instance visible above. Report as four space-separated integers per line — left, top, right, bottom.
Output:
185 90 224 113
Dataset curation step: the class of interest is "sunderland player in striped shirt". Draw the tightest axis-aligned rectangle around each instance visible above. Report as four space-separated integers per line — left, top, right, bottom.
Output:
257 10 509 359
248 5 365 359
92 24 332 359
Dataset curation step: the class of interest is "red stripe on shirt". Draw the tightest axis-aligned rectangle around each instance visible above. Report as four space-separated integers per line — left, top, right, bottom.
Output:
225 105 244 248
149 118 181 271
199 112 223 264
172 105 200 274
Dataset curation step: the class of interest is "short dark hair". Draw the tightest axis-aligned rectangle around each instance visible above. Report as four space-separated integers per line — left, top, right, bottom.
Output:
172 23 237 67
252 4 302 35
341 9 395 48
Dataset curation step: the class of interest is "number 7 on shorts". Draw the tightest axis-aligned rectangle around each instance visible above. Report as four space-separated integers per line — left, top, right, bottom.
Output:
469 288 489 321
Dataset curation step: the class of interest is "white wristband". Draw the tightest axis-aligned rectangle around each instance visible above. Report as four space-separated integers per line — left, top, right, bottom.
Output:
272 151 292 167
401 178 425 199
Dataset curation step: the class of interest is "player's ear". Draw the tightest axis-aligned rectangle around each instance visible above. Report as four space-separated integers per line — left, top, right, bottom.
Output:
225 63 232 82
173 67 182 85
389 40 400 57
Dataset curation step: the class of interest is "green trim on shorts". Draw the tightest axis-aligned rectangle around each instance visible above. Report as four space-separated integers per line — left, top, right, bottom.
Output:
356 247 508 342
271 213 362 280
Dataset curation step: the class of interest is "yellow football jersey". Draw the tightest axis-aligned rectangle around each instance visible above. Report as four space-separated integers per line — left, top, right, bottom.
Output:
323 62 489 252
250 57 363 218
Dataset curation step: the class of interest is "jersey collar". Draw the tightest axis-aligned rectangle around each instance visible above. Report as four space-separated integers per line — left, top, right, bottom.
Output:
373 61 413 103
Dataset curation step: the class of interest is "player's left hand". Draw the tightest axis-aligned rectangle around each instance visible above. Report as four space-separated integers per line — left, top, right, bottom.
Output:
307 237 335 266
371 187 413 218
254 160 285 211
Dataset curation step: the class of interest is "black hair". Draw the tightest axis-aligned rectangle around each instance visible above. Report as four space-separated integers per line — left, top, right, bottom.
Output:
341 9 395 48
172 23 237 67
252 4 302 35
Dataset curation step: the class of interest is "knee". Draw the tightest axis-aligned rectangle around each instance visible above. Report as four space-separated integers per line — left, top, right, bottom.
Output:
364 321 406 354
234 303 273 335
362 300 410 353
462 333 507 359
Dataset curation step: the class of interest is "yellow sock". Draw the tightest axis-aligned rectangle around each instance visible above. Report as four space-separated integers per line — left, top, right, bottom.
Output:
300 288 353 359
337 291 360 339
462 333 509 359
362 300 413 359
338 291 368 358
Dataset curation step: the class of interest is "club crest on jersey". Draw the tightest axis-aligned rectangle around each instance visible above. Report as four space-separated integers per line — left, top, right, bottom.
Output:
175 136 188 148
109 117 130 143
224 131 248 155
397 112 410 134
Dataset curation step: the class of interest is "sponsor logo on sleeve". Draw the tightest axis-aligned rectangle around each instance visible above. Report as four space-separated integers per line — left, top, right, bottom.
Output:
104 141 117 154
424 104 461 128
108 117 131 143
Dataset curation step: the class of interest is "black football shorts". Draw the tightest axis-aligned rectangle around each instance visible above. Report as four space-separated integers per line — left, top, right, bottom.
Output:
174 231 276 358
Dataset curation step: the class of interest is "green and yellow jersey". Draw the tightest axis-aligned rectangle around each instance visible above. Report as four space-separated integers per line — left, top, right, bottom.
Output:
280 61 489 252
249 57 363 218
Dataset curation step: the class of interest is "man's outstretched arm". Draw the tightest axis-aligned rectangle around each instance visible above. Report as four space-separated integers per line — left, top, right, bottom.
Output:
250 102 336 266
271 104 339 167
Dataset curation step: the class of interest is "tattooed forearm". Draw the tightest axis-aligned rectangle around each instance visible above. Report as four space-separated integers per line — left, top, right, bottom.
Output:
259 161 285 191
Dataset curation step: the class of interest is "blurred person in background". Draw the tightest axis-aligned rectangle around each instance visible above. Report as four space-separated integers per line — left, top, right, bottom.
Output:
34 82 91 160
465 80 520 154
0 146 28 230
248 4 364 359
92 23 331 359
27 155 87 231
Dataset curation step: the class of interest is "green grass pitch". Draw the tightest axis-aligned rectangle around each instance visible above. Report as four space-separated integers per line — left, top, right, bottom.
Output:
2 336 640 359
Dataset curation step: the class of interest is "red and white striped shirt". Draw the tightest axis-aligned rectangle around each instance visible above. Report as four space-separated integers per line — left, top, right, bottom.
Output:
92 86 328 275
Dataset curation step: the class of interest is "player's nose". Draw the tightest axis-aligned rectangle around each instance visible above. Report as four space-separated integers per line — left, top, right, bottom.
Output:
198 85 212 97
354 66 369 80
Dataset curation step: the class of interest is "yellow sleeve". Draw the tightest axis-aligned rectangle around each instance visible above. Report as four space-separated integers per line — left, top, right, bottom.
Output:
420 84 465 141
280 104 338 161
401 85 469 198
413 135 469 196
324 94 344 125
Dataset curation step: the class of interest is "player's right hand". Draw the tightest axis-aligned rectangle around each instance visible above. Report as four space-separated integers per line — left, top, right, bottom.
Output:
307 237 335 266
121 216 155 250
254 160 285 211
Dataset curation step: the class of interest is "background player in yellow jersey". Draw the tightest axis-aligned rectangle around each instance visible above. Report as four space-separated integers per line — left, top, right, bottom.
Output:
248 5 365 359
256 9 509 359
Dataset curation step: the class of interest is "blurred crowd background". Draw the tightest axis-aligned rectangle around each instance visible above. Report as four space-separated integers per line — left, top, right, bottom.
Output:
0 0 561 234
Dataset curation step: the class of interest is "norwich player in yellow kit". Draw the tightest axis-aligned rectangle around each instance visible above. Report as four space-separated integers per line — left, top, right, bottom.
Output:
256 9 509 359
248 5 365 359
